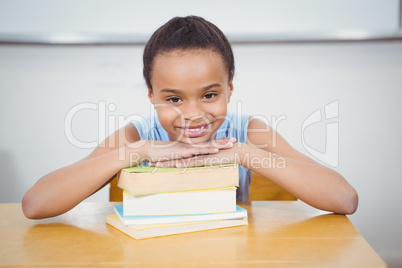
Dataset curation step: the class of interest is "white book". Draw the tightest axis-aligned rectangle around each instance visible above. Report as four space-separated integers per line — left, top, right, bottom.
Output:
114 205 247 225
106 214 248 240
123 187 236 216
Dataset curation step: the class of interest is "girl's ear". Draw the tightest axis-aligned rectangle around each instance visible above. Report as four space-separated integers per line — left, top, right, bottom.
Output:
227 81 234 103
148 89 155 104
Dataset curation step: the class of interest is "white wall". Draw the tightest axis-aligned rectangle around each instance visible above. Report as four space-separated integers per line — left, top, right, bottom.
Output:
232 43 402 267
1 0 401 267
1 41 401 268
0 0 399 36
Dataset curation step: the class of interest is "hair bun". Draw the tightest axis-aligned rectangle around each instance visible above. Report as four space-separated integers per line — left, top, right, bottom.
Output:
184 18 195 33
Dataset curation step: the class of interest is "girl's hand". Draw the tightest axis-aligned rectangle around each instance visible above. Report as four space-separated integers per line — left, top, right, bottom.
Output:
134 137 237 166
148 142 242 168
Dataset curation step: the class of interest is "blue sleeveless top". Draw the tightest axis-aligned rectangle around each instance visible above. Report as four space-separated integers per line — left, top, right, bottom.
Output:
130 111 251 201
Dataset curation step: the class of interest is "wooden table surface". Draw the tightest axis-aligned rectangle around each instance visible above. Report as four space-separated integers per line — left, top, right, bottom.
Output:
0 201 386 267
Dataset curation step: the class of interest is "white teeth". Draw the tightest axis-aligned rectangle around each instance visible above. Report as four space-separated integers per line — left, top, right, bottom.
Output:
185 125 206 132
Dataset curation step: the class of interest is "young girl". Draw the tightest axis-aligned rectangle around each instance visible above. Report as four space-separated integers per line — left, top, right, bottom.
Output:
22 16 358 219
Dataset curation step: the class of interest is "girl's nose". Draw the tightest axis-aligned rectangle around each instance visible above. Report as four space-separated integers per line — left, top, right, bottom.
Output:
182 100 205 120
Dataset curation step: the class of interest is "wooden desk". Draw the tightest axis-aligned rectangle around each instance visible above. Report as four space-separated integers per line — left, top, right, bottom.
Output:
0 201 386 267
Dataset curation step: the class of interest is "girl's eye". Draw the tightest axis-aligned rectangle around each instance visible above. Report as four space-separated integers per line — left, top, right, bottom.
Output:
167 96 182 103
203 92 216 99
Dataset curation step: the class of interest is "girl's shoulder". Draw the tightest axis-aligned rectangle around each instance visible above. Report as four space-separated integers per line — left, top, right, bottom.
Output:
216 111 250 143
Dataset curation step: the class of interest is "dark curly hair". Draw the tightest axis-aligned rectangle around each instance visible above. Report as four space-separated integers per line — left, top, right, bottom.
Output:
143 16 235 90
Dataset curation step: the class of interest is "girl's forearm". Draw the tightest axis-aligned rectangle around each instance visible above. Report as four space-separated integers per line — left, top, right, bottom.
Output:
236 144 358 214
22 145 144 219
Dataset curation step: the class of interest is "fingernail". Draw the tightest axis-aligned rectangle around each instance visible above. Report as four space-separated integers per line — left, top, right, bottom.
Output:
229 137 236 142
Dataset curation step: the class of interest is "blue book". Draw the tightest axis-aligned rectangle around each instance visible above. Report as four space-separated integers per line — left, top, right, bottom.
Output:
113 205 247 226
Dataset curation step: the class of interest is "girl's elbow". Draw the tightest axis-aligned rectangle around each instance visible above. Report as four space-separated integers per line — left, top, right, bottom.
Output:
22 191 44 220
342 188 359 215
22 194 35 219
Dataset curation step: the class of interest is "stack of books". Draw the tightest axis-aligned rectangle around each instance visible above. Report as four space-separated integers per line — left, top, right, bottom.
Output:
106 164 248 239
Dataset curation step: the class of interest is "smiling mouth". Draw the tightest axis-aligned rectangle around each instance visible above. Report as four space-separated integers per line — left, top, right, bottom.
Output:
179 124 210 137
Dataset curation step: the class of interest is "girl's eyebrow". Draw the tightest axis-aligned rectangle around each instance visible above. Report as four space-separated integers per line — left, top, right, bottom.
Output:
160 83 221 94
202 83 221 91
160 88 181 94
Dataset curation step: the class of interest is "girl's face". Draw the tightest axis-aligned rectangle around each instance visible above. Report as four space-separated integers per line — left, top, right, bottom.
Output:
149 49 233 144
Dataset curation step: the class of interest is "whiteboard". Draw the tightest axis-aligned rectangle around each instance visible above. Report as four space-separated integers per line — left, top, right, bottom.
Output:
0 0 399 43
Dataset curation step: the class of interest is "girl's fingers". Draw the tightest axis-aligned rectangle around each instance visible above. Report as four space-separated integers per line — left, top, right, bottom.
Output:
149 156 207 168
146 139 236 166
148 159 186 168
178 147 219 159
181 144 222 158
179 137 236 150
214 137 237 144
199 147 219 154
209 137 236 149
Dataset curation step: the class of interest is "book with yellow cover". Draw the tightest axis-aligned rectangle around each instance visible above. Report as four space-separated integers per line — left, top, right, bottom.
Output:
106 214 248 240
117 164 239 196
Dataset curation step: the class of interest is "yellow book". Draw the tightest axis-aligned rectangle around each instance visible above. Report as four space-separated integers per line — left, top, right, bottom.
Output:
106 214 248 240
